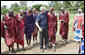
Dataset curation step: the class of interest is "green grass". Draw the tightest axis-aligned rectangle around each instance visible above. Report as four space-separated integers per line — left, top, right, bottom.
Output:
69 14 75 39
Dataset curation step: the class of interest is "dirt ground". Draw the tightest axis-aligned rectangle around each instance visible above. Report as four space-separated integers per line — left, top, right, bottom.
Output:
1 32 80 54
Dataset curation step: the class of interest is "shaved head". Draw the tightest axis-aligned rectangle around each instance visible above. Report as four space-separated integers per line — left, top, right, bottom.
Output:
61 7 65 13
8 10 14 17
20 10 24 15
50 7 54 12
8 10 13 14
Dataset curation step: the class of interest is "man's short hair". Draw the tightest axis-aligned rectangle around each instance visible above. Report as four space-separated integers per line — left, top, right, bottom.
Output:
40 6 46 11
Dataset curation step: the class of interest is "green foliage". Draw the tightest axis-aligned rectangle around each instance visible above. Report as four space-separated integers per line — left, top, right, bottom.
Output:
1 1 84 14
32 4 43 11
10 3 19 9
49 1 84 13
20 1 27 7
9 3 20 13
1 9 9 15
1 5 7 10
12 7 21 13
21 7 28 10
1 5 8 14
80 1 84 12
32 4 49 11
63 1 72 9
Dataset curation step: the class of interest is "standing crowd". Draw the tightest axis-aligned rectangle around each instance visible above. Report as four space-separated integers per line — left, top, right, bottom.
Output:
1 6 84 54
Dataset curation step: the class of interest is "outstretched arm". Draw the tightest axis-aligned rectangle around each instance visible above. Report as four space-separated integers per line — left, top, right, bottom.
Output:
35 13 42 32
35 22 42 32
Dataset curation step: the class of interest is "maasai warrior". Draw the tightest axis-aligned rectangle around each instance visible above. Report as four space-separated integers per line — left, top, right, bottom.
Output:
1 13 7 38
1 21 4 38
47 7 57 51
14 10 24 51
1 10 15 53
24 8 35 49
35 6 49 52
59 8 69 44
32 8 38 46
19 10 25 28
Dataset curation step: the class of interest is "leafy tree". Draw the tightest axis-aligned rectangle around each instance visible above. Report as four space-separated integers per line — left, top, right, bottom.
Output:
20 1 27 7
49 1 63 13
1 5 8 14
32 4 49 11
80 1 84 12
48 1 84 13
1 5 7 10
63 1 72 9
10 3 20 13
1 9 9 15
70 1 84 13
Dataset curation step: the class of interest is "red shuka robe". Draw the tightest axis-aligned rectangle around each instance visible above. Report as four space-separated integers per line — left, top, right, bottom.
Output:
14 14 24 47
1 14 9 38
82 25 84 39
2 14 9 21
1 21 4 38
20 15 25 28
21 18 25 28
47 12 58 43
18 14 25 34
1 15 15 47
59 12 69 39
